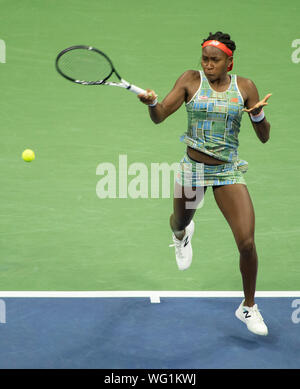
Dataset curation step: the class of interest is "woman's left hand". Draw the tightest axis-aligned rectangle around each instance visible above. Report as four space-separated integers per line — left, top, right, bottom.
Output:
242 93 272 115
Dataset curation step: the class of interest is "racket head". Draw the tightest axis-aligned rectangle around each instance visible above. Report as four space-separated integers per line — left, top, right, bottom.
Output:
55 45 118 85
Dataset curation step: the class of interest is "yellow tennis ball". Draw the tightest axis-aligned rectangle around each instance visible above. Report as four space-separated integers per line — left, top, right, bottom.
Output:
22 149 35 162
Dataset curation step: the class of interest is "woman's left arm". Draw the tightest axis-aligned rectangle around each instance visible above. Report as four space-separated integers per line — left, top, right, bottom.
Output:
242 79 272 143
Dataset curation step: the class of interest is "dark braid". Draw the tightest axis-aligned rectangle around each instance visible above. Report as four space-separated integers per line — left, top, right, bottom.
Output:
202 31 236 53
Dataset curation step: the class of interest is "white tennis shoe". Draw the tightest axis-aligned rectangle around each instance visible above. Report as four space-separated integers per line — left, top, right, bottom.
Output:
235 299 268 336
169 220 195 271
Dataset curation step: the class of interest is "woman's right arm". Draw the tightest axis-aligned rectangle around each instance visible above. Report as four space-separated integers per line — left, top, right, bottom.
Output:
138 71 191 124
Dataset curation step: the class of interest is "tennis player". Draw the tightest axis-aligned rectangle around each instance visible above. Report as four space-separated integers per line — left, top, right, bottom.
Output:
138 31 271 336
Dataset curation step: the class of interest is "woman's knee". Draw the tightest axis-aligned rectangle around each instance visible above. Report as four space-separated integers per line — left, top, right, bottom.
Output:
238 237 256 256
170 185 207 232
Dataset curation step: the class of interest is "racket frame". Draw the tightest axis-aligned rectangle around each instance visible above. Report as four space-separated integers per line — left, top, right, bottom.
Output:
55 45 146 95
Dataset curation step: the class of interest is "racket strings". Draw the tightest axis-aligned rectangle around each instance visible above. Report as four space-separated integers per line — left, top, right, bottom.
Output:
57 49 112 83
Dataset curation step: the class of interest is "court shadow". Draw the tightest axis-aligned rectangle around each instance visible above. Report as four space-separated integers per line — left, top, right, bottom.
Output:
224 332 279 350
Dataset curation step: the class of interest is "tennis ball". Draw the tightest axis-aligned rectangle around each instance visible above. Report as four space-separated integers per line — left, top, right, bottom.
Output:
22 149 35 162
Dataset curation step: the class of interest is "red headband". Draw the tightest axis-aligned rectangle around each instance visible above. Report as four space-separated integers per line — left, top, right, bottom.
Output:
202 40 233 71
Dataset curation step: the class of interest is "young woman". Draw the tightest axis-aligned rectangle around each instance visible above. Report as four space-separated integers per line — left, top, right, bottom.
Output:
138 31 271 336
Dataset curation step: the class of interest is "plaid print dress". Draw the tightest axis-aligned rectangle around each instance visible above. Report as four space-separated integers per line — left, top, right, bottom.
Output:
177 70 248 187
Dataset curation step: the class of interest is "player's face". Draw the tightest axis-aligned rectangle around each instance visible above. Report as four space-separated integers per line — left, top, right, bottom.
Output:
201 46 230 80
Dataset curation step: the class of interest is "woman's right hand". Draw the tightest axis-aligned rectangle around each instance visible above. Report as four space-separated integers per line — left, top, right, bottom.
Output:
138 89 158 106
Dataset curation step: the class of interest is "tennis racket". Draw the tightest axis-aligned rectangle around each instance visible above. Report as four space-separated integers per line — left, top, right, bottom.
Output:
55 45 147 95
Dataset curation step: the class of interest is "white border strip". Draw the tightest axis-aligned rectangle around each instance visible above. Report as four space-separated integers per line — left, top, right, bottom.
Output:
0 291 299 298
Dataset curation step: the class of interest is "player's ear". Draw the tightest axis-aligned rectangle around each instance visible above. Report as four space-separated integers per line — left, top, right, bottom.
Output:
227 56 233 71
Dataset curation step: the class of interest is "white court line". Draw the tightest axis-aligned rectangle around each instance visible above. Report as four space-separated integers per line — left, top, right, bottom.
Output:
0 291 299 297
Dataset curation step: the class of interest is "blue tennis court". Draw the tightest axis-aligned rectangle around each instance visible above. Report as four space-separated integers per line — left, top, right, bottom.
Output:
0 296 299 369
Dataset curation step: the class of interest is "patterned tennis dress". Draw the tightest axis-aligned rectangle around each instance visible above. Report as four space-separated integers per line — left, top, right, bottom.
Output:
176 70 249 187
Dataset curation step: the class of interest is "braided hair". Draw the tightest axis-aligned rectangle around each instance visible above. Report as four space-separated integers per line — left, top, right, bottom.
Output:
202 31 236 53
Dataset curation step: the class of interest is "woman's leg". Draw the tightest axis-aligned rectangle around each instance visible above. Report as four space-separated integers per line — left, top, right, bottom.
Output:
212 183 257 307
170 183 208 240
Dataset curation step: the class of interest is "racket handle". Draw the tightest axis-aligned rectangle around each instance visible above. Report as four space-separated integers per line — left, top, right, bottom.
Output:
128 84 147 95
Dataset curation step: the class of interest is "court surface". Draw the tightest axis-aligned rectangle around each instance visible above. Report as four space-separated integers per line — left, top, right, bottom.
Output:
0 294 300 369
